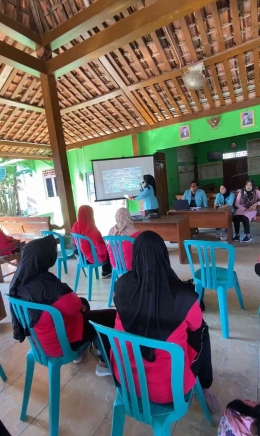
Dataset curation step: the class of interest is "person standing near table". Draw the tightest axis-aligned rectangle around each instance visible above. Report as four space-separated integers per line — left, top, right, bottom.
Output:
129 174 159 216
182 180 208 208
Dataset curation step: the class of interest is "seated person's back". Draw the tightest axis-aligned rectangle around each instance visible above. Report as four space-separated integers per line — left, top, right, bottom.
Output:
108 207 140 271
112 231 215 405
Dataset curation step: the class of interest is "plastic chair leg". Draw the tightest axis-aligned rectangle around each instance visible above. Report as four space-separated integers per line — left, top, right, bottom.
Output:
20 350 35 421
111 395 126 436
234 281 245 309
217 286 229 339
108 270 117 307
0 364 7 381
95 267 99 280
82 268 87 278
57 259 62 280
74 263 81 293
63 260 68 274
88 266 93 301
48 363 61 436
193 378 212 425
195 281 203 303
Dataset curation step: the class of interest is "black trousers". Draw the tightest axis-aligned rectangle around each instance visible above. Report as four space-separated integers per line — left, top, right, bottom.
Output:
190 322 213 389
70 298 116 361
255 263 260 277
233 215 250 234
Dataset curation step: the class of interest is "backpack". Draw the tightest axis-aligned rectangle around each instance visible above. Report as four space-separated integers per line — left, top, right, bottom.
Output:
218 400 259 436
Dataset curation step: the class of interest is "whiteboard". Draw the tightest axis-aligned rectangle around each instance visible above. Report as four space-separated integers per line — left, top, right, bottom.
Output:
248 157 260 175
198 162 223 180
178 165 194 194
177 146 194 163
247 140 260 158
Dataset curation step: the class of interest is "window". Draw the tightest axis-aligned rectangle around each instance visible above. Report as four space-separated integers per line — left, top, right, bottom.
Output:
222 151 248 159
86 173 96 204
43 169 58 198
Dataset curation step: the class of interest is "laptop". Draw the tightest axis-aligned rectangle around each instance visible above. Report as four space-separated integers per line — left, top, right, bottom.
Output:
173 199 190 210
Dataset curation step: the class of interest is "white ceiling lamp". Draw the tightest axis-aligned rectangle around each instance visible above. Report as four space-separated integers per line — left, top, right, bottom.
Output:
183 62 206 90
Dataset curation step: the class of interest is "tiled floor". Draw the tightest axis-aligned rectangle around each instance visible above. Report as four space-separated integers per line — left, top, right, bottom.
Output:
1 226 260 435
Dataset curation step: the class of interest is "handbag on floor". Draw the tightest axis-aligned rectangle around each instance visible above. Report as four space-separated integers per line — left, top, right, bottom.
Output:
218 399 260 436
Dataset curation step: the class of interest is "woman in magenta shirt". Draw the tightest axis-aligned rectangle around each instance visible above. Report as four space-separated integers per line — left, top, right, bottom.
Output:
108 207 140 270
9 236 116 375
112 231 218 411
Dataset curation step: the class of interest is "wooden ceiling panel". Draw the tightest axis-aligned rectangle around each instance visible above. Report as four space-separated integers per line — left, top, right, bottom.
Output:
0 0 260 157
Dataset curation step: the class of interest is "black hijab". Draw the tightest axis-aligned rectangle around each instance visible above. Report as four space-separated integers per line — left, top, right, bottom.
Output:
222 186 231 200
114 231 199 361
9 235 72 342
241 179 257 209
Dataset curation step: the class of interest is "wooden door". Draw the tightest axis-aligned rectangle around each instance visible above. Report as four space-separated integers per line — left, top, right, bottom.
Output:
223 157 248 190
154 153 169 215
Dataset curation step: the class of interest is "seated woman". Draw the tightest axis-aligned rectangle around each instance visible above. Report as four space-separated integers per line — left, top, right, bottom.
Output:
9 236 116 374
214 185 235 241
108 207 140 270
112 231 218 410
72 205 112 278
233 180 260 242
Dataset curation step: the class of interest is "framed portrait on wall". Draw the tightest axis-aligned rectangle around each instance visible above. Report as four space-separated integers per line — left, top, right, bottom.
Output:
241 110 254 128
179 125 190 140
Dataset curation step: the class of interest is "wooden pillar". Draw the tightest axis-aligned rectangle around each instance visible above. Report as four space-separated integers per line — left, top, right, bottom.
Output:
132 133 139 156
41 74 76 234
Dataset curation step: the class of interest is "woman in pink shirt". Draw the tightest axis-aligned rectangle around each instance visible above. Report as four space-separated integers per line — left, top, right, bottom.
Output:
233 180 260 242
108 207 140 270
9 236 116 375
112 231 218 411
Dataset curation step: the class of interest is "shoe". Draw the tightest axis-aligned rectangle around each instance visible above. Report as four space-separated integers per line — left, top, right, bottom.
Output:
220 234 228 241
90 344 101 357
241 236 252 243
73 355 83 364
232 235 240 242
95 363 111 377
102 272 112 279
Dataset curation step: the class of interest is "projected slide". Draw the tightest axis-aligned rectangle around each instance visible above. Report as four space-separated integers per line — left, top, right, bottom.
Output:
102 167 142 194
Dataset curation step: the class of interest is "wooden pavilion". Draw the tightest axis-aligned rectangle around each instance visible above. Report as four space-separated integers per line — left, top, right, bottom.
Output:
0 0 259 231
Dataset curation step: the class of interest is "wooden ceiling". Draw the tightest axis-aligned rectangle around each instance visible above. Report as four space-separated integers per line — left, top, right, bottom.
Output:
0 0 259 159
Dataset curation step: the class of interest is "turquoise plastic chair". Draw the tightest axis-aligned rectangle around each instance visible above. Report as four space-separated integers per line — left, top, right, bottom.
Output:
0 364 7 381
71 232 104 300
7 295 91 436
90 322 212 435
103 235 134 307
184 240 245 339
41 230 74 280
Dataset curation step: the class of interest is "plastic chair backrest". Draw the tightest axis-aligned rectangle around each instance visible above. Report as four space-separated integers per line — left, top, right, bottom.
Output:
71 232 102 267
184 240 235 289
90 322 187 425
103 235 134 274
41 230 66 257
6 295 74 366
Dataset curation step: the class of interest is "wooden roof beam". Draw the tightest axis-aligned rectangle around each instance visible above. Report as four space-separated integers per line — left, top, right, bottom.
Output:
0 41 46 77
0 140 50 150
60 90 122 114
46 0 213 77
0 12 42 50
0 97 45 113
0 152 52 160
42 0 136 51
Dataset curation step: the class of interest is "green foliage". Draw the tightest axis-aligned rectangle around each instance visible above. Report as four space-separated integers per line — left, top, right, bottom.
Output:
0 166 22 216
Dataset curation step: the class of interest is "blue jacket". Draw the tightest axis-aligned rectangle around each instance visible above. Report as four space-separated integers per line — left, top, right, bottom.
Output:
214 192 235 213
135 185 159 211
182 189 208 207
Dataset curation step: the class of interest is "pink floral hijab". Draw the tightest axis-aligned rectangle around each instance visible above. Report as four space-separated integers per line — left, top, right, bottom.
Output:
109 208 138 237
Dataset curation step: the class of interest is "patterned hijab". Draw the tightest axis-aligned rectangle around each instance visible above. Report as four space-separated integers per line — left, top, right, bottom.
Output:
109 207 138 236
9 235 72 343
241 179 258 209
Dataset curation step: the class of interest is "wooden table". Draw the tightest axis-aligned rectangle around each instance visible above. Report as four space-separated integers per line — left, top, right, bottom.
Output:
167 207 233 243
134 215 190 264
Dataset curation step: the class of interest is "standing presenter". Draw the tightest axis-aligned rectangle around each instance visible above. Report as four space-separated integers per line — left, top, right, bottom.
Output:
129 174 159 216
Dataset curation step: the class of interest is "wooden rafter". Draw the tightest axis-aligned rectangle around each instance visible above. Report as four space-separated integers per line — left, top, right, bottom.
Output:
0 12 41 50
0 152 52 160
0 97 44 113
0 140 50 149
0 41 46 77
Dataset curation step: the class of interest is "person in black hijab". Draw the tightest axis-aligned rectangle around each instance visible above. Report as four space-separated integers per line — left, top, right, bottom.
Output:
9 235 116 375
113 231 218 410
